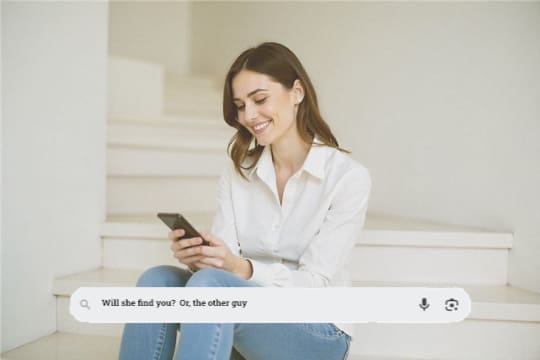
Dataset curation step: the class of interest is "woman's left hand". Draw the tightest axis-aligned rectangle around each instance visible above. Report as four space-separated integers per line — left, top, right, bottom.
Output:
192 231 253 280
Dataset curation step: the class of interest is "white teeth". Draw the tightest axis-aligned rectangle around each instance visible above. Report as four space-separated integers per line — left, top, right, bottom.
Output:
254 121 270 131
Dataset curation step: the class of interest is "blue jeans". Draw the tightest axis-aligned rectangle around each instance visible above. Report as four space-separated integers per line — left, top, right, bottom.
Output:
118 266 351 360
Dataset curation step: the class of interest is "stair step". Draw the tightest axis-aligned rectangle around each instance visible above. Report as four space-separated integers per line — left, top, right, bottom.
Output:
108 121 231 151
162 73 222 117
1 332 120 360
350 357 424 360
108 113 224 125
351 319 540 359
108 118 233 145
107 146 228 177
163 102 222 118
106 176 219 216
53 268 135 337
103 213 514 247
106 211 211 228
53 268 139 296
164 72 221 91
106 119 232 177
102 212 211 270
52 267 540 358
0 332 413 360
56 296 124 336
108 57 163 119
164 88 222 107
100 213 511 284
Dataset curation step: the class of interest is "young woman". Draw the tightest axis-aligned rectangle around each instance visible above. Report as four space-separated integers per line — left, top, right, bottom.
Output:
119 42 371 360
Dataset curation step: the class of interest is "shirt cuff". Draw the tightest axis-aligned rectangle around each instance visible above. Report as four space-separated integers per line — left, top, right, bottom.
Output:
245 258 274 286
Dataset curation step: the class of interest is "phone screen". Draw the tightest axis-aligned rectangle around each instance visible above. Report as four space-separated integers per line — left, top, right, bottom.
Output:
157 213 209 246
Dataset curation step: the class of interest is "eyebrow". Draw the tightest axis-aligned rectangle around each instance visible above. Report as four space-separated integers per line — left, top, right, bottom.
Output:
233 88 268 102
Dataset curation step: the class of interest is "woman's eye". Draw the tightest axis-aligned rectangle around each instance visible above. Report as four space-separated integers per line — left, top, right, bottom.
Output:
235 97 266 111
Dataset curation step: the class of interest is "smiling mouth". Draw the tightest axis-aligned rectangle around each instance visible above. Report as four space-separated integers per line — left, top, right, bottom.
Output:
252 120 272 134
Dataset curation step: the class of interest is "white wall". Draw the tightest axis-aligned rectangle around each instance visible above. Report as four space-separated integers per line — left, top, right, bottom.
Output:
109 1 191 76
1 2 108 351
0 2 3 351
190 2 540 293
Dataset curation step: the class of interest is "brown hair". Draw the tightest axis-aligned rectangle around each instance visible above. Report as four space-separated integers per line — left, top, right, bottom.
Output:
223 42 348 179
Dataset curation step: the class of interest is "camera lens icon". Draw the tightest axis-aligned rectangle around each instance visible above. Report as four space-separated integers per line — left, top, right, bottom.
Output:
445 298 459 311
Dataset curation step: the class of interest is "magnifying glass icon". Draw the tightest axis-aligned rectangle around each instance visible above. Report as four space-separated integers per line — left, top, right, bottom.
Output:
80 299 90 310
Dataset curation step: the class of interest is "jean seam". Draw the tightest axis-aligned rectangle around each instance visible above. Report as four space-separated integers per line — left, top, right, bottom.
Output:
301 323 345 339
152 324 168 360
209 323 222 360
342 334 351 360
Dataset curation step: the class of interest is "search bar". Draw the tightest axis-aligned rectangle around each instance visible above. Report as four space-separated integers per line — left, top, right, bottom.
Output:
70 287 471 324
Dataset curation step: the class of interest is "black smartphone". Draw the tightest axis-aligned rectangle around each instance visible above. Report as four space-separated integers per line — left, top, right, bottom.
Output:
157 213 210 246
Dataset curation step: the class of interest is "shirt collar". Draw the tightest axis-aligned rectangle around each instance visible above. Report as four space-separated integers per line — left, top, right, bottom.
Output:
247 137 327 181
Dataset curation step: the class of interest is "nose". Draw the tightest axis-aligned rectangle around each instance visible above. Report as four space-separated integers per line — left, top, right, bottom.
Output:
244 102 258 122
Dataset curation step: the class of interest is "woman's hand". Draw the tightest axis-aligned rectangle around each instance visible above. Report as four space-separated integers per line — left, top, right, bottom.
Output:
169 229 252 279
169 229 205 271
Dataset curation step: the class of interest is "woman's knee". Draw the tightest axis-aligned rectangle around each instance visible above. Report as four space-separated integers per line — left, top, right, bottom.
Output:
186 268 232 287
136 265 190 287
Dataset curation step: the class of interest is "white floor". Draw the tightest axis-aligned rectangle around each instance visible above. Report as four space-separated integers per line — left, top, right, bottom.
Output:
0 332 412 360
1 333 120 360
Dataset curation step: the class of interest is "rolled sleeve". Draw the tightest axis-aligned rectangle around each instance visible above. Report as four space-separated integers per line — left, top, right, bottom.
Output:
210 161 241 256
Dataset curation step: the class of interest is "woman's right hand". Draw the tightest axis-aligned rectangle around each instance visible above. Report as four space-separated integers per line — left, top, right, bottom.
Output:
169 229 205 270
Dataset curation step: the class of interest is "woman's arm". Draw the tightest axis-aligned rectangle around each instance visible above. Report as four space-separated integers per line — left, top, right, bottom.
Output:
183 160 248 274
210 160 241 255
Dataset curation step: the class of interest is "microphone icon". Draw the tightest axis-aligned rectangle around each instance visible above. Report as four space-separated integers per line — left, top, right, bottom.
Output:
419 298 430 311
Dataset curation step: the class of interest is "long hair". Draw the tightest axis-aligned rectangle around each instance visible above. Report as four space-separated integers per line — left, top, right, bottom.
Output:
223 42 348 179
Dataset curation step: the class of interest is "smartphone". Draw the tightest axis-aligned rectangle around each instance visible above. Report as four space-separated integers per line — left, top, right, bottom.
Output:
157 213 209 246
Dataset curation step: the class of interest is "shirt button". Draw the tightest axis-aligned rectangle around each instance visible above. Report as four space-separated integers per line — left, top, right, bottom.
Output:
273 223 280 230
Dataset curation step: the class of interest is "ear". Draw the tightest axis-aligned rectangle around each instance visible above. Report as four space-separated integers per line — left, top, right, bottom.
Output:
292 79 305 105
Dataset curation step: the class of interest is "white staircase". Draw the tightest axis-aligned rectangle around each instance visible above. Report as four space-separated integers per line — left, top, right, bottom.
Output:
3 59 539 360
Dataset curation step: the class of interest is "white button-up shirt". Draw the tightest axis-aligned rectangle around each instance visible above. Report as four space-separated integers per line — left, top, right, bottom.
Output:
211 139 371 289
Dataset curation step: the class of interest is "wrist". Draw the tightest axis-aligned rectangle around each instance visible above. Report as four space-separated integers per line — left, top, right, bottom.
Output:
231 256 253 280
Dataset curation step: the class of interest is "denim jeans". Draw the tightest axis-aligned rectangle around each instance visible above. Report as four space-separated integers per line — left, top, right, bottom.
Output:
118 266 351 360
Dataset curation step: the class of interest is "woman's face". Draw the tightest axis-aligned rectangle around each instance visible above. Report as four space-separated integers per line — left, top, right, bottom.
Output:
232 70 302 147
